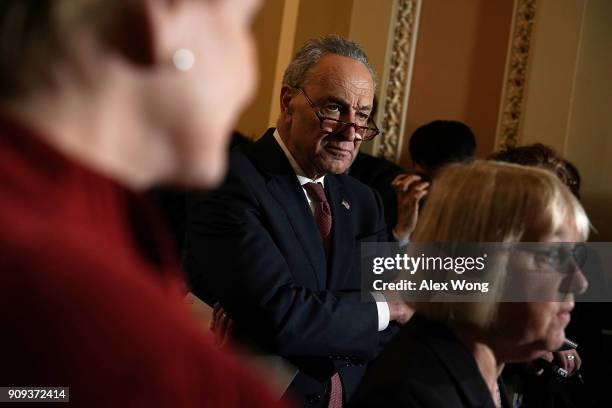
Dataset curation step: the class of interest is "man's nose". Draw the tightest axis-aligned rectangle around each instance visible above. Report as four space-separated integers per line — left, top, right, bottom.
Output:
340 112 362 141
340 123 359 141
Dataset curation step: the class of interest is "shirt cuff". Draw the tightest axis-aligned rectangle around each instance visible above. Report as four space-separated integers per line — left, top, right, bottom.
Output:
371 291 390 331
392 229 410 247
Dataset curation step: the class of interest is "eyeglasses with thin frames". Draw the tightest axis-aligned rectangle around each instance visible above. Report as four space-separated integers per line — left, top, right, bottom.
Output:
298 88 380 141
516 243 588 272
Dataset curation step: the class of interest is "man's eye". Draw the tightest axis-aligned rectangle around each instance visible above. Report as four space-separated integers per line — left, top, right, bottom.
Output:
324 104 341 112
357 112 370 121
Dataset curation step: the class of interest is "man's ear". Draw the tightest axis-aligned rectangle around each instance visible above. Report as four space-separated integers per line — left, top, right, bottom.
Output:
280 86 296 116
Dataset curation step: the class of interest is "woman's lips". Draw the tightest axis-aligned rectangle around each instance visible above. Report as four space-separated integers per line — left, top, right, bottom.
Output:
557 303 574 324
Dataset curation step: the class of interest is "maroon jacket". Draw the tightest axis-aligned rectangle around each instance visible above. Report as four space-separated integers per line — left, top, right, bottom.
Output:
0 112 286 407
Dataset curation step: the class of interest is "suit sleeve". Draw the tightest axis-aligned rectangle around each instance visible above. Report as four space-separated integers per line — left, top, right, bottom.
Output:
184 161 381 362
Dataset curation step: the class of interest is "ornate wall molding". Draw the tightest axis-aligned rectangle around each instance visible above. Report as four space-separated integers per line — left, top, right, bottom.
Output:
497 0 537 150
376 0 421 162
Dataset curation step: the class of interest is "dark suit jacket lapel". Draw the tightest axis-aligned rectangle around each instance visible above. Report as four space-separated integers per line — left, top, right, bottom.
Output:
246 129 327 288
326 176 354 289
425 322 497 408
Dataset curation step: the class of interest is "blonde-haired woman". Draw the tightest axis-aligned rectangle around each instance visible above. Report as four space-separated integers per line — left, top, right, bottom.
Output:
0 0 288 406
352 161 588 408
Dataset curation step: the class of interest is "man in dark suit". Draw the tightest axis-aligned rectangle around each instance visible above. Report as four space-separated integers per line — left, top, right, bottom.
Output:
184 35 414 407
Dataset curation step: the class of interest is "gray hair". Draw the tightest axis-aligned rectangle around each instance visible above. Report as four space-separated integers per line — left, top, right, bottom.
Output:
282 34 377 90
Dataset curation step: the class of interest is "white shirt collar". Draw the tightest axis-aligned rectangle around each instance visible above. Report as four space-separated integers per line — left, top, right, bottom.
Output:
273 129 325 187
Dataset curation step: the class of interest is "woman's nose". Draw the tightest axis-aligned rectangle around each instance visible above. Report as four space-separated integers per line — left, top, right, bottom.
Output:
560 264 589 295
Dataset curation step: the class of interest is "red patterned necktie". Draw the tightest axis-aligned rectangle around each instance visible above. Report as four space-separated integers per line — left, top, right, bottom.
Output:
304 182 332 256
304 182 342 407
328 373 343 408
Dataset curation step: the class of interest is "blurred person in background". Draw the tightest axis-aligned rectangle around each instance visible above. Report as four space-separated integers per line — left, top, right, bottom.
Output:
391 120 476 243
408 120 477 182
0 0 289 406
490 143 580 199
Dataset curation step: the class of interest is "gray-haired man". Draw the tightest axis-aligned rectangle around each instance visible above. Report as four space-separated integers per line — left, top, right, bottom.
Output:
185 35 413 407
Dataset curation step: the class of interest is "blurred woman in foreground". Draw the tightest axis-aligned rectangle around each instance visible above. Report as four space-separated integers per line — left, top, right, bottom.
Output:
0 0 287 406
351 161 589 408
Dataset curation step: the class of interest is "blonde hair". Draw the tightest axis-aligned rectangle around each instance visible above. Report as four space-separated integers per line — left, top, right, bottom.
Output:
0 0 118 97
412 160 589 327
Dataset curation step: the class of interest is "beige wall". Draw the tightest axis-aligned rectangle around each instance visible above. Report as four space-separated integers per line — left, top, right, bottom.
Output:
267 0 301 128
235 0 288 139
520 0 586 152
292 0 354 53
399 0 514 168
565 0 612 241
348 0 395 89
515 0 611 240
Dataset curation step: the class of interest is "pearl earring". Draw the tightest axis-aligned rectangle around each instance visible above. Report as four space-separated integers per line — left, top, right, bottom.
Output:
172 49 195 71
